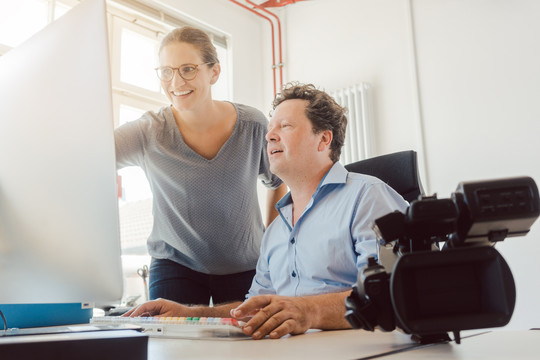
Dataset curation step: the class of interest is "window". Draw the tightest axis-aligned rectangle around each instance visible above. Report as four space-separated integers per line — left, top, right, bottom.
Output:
120 29 160 92
0 0 75 52
0 0 47 49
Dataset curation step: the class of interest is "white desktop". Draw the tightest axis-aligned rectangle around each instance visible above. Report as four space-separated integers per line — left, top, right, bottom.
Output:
0 0 123 328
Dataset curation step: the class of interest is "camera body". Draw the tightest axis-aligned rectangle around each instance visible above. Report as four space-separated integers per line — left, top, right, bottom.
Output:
345 176 540 344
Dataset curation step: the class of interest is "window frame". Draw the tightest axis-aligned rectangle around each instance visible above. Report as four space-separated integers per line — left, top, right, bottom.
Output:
108 14 169 127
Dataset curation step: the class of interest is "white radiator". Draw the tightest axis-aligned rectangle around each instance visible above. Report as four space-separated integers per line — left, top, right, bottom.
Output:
329 83 373 165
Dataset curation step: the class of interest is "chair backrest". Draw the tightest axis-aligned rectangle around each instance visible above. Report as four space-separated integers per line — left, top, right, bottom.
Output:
344 150 424 203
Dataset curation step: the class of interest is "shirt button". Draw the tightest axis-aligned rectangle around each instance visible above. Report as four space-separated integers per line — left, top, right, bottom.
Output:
292 271 297 277
290 238 295 244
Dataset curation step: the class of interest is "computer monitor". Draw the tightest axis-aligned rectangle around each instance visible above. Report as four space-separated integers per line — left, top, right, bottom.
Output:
0 0 123 312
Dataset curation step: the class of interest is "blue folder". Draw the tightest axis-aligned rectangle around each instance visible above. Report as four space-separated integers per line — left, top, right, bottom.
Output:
0 303 93 328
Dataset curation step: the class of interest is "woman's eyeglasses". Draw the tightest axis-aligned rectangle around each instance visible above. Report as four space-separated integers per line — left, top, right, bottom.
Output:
154 63 212 82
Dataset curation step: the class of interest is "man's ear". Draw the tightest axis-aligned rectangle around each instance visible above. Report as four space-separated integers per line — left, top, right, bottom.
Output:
318 130 333 152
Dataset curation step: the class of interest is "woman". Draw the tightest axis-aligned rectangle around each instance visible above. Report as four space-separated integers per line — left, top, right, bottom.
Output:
115 26 286 305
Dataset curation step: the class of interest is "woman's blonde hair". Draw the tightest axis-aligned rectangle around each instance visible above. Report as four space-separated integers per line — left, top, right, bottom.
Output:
159 26 219 65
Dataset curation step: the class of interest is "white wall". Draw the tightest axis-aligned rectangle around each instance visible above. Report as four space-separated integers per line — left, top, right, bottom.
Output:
283 0 540 330
412 0 540 330
159 0 540 330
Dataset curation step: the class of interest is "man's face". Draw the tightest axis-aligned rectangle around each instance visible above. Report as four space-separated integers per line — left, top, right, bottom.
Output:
266 99 324 178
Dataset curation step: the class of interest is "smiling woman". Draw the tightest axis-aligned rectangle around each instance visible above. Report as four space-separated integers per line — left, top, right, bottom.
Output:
114 25 287 307
0 0 236 306
106 1 233 306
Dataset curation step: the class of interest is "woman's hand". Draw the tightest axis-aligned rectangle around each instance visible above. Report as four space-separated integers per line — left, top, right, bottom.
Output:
122 298 189 318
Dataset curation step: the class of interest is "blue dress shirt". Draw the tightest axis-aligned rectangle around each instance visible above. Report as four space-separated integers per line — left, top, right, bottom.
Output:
247 162 409 298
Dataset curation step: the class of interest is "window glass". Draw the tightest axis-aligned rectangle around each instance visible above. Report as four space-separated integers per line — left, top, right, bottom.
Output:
118 167 152 203
117 104 152 257
0 0 48 47
119 103 145 126
120 28 160 92
117 104 152 205
54 2 71 20
212 42 231 101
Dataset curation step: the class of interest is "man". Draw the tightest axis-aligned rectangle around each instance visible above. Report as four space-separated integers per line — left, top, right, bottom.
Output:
124 83 408 340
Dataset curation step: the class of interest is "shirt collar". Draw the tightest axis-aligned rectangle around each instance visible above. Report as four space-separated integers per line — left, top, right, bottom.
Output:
275 161 348 210
320 161 348 187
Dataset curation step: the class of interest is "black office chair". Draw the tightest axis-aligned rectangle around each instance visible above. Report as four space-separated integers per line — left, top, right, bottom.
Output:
345 150 424 203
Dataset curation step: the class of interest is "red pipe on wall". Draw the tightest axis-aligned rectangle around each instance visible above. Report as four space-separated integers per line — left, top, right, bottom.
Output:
228 0 277 97
259 0 307 6
245 0 283 91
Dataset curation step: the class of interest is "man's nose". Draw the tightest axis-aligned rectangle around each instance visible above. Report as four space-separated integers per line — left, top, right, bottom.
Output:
266 127 278 142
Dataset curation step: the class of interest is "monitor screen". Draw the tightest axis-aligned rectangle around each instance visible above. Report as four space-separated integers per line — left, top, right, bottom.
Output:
0 0 123 305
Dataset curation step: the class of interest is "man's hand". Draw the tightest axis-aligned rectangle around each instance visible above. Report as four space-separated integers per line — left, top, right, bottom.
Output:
122 298 189 318
231 295 313 340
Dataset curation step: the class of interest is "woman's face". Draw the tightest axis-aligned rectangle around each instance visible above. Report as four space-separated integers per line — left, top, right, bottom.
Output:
158 41 220 112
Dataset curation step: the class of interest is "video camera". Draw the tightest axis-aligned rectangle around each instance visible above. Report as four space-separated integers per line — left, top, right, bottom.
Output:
345 176 540 344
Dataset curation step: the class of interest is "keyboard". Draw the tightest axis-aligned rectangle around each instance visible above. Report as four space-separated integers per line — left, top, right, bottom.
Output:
90 316 250 340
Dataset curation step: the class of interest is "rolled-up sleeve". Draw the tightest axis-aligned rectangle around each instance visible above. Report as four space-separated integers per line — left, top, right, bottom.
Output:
351 182 409 269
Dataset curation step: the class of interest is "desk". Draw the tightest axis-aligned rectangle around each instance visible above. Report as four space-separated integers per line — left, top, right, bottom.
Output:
388 330 540 360
147 329 540 359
